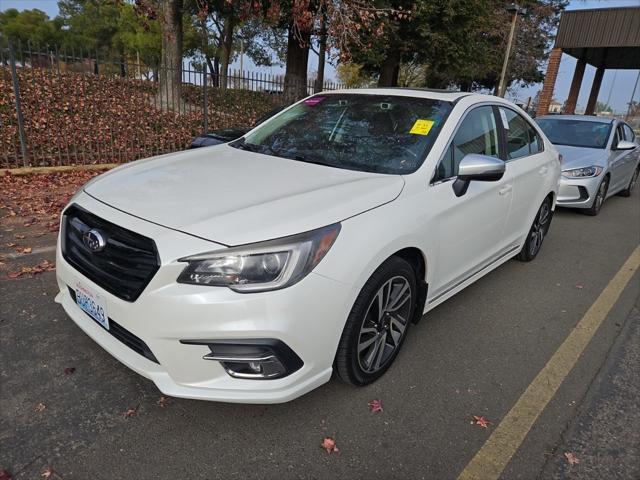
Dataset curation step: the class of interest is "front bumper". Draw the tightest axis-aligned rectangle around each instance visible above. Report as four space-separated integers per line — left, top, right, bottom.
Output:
556 175 601 209
55 194 355 403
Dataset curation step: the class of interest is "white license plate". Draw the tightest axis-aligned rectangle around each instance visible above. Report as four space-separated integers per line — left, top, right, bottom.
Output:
75 282 109 330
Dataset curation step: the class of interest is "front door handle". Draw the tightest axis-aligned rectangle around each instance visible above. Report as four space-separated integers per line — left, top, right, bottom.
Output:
499 185 512 196
538 166 548 175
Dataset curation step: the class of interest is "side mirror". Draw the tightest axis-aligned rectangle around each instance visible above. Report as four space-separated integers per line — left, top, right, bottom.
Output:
615 140 636 151
453 154 506 197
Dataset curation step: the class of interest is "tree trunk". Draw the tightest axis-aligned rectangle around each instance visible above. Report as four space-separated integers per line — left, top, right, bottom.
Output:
119 49 126 78
284 23 311 102
314 10 327 93
219 14 234 90
377 49 400 87
158 0 183 110
206 55 219 87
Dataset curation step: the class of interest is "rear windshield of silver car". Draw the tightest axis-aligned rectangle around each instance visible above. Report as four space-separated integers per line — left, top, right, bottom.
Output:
231 94 454 174
536 118 612 149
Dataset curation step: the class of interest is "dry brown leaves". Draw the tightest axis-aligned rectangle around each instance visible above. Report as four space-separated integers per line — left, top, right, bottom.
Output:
6 259 55 279
320 437 339 454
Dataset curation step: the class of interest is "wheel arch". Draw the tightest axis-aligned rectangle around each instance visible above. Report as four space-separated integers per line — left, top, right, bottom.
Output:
391 247 429 324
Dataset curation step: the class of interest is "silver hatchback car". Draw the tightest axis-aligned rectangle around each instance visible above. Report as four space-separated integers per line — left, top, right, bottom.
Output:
536 115 639 215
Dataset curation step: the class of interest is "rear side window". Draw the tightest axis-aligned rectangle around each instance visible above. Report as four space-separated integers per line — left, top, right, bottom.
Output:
434 106 500 182
500 108 543 159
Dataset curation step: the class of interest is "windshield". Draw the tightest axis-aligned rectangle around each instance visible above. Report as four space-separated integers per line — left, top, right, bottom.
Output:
536 118 612 149
231 94 453 174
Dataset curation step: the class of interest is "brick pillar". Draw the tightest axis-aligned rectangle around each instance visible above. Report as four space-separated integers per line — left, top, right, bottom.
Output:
585 67 605 115
565 58 586 114
536 48 562 117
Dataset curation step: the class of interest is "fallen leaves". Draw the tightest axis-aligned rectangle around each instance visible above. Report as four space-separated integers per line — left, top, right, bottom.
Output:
7 260 55 279
123 405 139 418
368 399 383 413
156 396 170 407
34 402 47 412
574 283 584 290
472 415 492 428
0 67 283 169
0 469 12 480
40 468 54 479
19 247 33 254
320 437 339 454
564 452 580 465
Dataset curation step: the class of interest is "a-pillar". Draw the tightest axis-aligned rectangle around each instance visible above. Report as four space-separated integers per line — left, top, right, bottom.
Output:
536 48 563 117
564 58 586 114
585 67 605 115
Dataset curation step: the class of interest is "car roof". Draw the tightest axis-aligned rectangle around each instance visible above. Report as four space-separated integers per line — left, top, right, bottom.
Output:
536 114 615 124
322 88 476 103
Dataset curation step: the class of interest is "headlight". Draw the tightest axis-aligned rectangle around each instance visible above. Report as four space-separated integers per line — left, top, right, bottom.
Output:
177 223 341 292
562 166 603 178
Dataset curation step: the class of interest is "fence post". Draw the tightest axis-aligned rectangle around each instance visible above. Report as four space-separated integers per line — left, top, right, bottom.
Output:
8 39 28 166
203 57 208 134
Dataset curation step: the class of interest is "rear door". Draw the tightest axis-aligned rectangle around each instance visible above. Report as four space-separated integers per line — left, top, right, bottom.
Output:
497 107 555 246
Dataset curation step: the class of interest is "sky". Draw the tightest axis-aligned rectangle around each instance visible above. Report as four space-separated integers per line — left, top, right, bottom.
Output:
1 0 639 113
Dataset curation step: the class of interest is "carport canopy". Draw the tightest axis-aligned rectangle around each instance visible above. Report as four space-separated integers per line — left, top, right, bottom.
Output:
537 6 640 116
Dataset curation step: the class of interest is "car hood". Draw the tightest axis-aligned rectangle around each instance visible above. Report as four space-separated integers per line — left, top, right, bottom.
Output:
84 145 405 246
556 145 607 170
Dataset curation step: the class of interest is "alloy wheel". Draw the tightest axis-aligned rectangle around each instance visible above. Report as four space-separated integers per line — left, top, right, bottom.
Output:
357 276 412 373
630 168 639 193
594 179 608 212
529 201 551 257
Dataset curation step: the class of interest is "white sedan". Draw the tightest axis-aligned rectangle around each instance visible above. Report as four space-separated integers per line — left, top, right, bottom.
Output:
56 89 560 403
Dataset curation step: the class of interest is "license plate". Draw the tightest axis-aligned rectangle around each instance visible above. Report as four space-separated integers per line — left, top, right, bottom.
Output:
75 282 109 330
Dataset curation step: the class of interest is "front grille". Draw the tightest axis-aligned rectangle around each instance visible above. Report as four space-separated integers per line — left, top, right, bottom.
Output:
68 287 159 364
62 204 159 302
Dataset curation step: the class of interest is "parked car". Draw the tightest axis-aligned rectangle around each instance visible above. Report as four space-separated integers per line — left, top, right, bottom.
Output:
536 115 640 215
56 89 560 403
189 106 285 148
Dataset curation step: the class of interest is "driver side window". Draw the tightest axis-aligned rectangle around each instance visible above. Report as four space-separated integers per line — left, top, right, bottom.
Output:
434 106 500 182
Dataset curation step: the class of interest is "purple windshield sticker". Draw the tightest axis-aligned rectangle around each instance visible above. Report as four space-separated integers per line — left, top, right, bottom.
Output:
304 96 326 106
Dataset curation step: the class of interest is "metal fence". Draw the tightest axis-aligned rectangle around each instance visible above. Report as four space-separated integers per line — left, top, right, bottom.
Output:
0 41 344 169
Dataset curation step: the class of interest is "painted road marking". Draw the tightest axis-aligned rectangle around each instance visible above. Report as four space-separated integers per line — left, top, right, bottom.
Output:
458 245 640 480
5 245 56 259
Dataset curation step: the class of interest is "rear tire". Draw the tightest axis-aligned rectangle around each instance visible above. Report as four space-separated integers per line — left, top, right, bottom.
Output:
516 196 553 262
335 256 417 386
583 176 609 216
619 165 639 197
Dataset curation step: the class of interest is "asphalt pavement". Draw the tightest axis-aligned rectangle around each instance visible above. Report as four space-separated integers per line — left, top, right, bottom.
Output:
1 187 639 480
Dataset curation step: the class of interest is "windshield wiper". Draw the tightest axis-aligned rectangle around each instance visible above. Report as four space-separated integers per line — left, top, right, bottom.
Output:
233 138 262 153
287 154 333 168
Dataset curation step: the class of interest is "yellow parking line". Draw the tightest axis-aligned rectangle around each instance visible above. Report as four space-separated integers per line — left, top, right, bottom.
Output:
458 245 640 480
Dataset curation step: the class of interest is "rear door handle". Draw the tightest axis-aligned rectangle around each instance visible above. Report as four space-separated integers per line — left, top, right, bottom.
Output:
499 185 512 196
538 166 548 175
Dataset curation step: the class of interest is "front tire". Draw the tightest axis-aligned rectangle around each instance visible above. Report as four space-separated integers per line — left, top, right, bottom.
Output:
619 165 639 197
584 175 609 216
335 256 417 386
516 196 553 262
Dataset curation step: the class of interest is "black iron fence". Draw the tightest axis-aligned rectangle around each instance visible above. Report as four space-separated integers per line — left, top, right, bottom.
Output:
0 41 344 169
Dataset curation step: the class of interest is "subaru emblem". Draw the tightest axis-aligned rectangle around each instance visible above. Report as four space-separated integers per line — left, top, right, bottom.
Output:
83 229 106 252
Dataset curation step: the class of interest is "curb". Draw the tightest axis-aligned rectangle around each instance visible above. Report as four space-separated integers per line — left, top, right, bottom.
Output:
1 164 118 177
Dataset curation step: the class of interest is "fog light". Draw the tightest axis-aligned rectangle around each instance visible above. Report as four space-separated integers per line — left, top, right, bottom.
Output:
249 361 262 373
180 339 304 380
218 357 286 379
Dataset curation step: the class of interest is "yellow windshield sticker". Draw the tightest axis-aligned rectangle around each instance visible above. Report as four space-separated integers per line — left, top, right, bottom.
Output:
410 119 435 135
